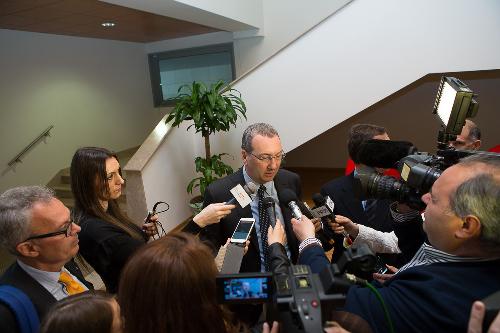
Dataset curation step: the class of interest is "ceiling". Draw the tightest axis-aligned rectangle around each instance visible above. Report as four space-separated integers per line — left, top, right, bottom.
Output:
0 0 221 43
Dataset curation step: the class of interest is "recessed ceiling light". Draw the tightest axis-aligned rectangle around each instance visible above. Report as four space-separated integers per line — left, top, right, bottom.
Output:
101 22 116 27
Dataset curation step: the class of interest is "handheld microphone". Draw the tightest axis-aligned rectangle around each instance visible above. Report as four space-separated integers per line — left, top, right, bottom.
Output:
311 193 335 220
356 140 418 168
279 188 303 220
226 182 258 205
262 197 277 228
296 201 315 219
312 194 352 246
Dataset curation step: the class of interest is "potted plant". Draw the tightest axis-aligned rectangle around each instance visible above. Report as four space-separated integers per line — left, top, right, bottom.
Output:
165 80 247 212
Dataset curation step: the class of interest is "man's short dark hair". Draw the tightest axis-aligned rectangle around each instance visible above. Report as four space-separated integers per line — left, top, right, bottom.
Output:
347 124 387 163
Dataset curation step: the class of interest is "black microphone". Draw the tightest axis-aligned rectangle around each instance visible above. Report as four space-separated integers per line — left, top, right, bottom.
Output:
262 197 277 228
356 140 418 168
279 188 303 220
296 201 315 219
311 193 335 219
311 193 338 240
312 193 353 245
226 182 258 206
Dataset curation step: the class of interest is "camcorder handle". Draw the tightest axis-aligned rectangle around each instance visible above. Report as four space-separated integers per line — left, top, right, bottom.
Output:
274 265 325 333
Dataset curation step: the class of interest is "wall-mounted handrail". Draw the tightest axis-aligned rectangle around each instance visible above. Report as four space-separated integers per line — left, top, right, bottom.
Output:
7 125 54 167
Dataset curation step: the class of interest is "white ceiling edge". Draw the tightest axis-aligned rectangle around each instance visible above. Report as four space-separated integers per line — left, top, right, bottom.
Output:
100 0 262 32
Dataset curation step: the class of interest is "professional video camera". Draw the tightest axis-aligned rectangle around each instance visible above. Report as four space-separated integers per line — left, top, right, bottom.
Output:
216 244 379 333
354 76 498 209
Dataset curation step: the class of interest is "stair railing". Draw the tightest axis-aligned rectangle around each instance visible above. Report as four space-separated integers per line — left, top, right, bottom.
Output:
7 125 54 167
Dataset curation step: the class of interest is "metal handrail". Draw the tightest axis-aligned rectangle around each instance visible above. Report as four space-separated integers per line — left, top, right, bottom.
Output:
7 125 54 167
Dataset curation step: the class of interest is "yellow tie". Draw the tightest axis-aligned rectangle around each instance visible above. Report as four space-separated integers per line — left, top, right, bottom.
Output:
58 271 85 295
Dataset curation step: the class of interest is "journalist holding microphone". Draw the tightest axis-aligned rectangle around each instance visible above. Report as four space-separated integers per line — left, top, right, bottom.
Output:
70 147 235 293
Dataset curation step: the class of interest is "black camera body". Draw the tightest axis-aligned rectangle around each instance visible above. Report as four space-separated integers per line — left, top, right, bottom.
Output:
216 244 376 333
355 144 499 210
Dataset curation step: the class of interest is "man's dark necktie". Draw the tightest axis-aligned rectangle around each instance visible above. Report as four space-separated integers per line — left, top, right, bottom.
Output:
364 199 378 224
258 185 270 271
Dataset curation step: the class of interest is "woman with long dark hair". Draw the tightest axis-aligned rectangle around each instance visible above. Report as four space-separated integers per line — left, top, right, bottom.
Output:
71 147 152 293
71 147 235 293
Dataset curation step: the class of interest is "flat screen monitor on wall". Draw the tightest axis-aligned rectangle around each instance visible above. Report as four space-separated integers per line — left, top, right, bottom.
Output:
148 43 235 107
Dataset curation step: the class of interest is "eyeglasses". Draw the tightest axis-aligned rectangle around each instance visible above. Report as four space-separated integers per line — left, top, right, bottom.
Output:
24 221 74 242
249 151 286 163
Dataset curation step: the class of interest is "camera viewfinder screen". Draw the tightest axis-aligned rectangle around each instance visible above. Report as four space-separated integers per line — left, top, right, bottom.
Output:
232 221 253 240
223 277 270 301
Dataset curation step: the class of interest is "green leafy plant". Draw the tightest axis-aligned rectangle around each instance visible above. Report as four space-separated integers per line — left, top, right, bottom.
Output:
166 80 247 196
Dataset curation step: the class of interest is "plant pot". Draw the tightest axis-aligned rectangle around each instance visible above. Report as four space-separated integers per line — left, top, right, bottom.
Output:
189 195 204 215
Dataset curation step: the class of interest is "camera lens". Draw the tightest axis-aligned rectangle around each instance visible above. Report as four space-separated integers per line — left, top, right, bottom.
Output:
365 174 410 202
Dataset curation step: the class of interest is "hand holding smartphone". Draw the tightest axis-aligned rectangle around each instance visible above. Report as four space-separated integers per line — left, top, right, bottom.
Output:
230 218 255 244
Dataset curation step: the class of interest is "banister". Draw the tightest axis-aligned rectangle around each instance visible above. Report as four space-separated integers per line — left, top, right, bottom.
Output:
7 125 54 167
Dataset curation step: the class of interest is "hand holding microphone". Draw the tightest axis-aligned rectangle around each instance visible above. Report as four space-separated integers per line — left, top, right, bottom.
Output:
330 215 359 239
312 193 353 246
194 181 257 228
193 203 236 228
291 215 316 242
267 219 286 246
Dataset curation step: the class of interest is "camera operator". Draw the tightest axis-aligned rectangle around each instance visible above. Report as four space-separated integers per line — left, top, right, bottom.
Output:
342 154 500 333
321 124 424 266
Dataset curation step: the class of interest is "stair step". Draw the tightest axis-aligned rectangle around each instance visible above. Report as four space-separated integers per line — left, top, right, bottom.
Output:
60 173 70 185
60 197 75 209
52 185 73 199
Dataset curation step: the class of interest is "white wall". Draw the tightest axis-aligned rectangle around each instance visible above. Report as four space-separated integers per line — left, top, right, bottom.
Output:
207 0 500 171
234 0 351 75
140 122 202 230
0 29 164 192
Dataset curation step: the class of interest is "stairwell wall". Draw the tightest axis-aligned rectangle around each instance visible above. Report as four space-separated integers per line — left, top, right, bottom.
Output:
208 0 500 171
0 29 164 193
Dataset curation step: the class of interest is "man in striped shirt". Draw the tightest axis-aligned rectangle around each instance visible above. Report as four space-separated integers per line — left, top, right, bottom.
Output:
341 154 500 333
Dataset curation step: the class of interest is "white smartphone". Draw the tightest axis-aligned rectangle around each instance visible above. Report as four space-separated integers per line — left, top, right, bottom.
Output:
230 218 255 243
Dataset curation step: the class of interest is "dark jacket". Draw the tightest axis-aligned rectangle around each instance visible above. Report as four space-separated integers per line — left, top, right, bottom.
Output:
200 168 302 273
77 215 146 293
344 259 500 333
0 260 93 333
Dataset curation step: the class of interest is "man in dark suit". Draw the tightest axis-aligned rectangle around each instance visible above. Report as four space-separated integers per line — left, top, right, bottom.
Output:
0 186 93 333
200 123 302 273
321 124 423 266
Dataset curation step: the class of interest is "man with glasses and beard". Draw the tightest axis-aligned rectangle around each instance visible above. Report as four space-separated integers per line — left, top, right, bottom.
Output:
0 186 93 333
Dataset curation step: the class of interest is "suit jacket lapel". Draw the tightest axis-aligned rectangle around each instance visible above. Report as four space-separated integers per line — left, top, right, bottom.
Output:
6 262 57 319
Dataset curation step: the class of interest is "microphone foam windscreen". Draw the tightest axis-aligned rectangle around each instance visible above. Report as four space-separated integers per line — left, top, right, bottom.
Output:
262 196 275 208
279 188 298 205
312 193 325 207
357 140 417 168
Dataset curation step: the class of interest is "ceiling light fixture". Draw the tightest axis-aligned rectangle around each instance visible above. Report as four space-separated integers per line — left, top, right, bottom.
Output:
101 22 116 27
